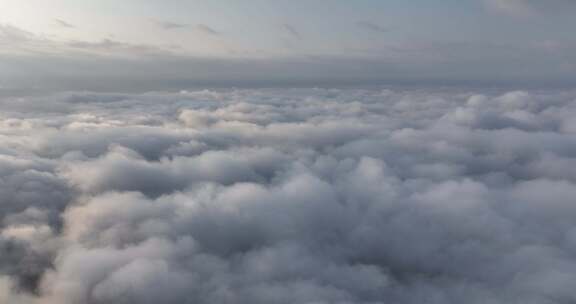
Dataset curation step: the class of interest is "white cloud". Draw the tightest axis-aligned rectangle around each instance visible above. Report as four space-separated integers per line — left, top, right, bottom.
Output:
1 88 576 302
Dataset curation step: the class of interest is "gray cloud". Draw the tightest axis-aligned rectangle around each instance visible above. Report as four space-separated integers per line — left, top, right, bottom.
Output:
3 20 576 89
2 88 576 302
5 34 576 90
0 23 178 59
356 21 388 34
282 24 301 39
155 21 220 35
66 38 169 54
156 21 189 30
0 24 38 45
53 19 75 29
194 24 220 36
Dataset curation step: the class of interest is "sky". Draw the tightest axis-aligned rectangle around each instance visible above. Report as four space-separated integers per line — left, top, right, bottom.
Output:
1 0 576 90
5 1 576 303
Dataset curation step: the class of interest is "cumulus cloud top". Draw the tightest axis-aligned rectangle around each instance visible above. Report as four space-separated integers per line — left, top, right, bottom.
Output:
1 87 576 303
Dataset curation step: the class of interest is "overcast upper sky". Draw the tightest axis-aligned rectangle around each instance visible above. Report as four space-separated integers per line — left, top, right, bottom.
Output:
1 0 576 90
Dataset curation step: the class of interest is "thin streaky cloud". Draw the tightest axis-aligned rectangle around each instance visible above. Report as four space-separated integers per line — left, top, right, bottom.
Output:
282 24 302 39
156 20 190 30
356 21 388 33
194 24 220 36
155 21 220 35
54 19 76 29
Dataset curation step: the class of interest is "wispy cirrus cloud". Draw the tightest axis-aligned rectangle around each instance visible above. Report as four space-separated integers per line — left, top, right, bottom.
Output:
154 20 220 36
0 23 178 58
282 24 301 39
194 24 220 36
67 38 177 55
54 19 76 29
155 20 189 30
356 21 388 33
0 24 38 44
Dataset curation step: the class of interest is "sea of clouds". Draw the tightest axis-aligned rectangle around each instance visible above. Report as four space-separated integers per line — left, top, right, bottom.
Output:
1 87 576 303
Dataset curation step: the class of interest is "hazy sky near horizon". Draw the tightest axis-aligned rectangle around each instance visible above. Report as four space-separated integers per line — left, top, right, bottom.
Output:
1 0 576 89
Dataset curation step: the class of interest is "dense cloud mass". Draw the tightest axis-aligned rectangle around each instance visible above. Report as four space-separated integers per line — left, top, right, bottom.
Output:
1 87 576 303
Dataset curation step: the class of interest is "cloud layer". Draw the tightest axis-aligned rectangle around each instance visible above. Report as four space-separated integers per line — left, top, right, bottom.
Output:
1 87 576 303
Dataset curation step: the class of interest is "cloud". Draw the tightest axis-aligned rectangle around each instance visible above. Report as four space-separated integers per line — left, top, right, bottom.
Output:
156 21 189 30
0 23 178 59
282 24 301 39
356 21 388 33
155 21 220 36
53 19 75 29
2 88 576 302
194 24 220 36
66 39 169 55
0 24 38 44
4 20 576 88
